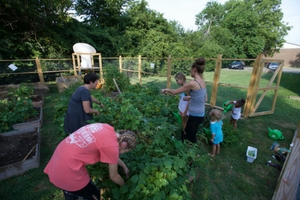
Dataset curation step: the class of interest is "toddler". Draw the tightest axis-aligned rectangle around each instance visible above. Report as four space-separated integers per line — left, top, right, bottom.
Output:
208 109 223 158
226 98 245 129
175 72 189 134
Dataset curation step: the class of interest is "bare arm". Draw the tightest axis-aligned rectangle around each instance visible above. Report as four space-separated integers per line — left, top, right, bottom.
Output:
91 95 104 106
161 81 193 95
108 163 125 186
82 101 99 115
211 133 215 142
118 158 130 179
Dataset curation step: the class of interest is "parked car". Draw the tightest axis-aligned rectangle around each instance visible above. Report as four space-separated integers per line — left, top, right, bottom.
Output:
229 61 245 70
268 62 280 70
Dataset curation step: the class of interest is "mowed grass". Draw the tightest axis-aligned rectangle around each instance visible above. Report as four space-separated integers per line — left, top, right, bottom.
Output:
0 69 299 200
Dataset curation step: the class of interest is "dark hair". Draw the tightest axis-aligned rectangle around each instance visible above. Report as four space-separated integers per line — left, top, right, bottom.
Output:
84 73 99 84
191 57 205 74
175 72 186 81
240 98 246 105
118 130 136 150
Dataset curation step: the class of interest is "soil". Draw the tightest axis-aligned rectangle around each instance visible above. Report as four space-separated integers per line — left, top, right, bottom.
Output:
0 130 37 167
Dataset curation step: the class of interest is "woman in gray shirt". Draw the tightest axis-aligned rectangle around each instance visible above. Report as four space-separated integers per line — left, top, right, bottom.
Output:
162 57 207 143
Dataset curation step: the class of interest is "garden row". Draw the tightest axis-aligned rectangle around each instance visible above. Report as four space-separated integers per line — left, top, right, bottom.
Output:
0 84 48 180
51 68 242 200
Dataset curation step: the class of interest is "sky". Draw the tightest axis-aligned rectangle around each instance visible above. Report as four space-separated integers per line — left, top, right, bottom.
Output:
146 0 300 44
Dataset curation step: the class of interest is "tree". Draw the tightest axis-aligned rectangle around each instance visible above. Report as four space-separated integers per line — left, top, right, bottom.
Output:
0 0 78 58
194 0 291 58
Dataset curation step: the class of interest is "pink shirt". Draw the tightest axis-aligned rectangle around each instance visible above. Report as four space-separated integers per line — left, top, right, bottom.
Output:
44 123 119 191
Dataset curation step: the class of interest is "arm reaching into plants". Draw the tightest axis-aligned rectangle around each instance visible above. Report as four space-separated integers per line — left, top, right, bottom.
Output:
118 158 130 179
91 95 104 107
82 101 100 115
109 163 125 186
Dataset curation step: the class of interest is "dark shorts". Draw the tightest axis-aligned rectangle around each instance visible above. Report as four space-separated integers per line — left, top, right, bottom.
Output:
62 180 100 200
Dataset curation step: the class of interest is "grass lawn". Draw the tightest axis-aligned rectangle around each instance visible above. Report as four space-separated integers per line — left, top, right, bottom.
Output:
0 69 299 200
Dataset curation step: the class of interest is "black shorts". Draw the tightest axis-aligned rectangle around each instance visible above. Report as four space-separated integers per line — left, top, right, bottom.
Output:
62 180 100 200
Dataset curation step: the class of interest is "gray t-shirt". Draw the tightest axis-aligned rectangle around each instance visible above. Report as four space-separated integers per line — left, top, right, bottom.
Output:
64 86 93 134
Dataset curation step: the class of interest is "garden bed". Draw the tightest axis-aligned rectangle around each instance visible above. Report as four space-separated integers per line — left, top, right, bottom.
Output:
0 127 41 181
31 94 44 107
13 106 43 130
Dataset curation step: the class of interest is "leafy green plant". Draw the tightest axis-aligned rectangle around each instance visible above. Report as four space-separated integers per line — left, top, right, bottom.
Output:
7 84 34 99
0 85 38 133
103 65 131 92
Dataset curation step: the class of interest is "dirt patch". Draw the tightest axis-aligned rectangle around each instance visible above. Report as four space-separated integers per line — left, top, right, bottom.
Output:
0 130 37 167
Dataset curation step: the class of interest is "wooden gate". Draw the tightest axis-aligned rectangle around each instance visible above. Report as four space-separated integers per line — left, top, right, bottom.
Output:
243 54 284 118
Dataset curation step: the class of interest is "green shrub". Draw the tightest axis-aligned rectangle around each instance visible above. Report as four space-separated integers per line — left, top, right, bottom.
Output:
0 85 38 133
103 65 131 92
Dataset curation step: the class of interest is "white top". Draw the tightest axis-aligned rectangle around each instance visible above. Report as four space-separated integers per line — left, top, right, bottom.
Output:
232 101 242 120
178 92 189 116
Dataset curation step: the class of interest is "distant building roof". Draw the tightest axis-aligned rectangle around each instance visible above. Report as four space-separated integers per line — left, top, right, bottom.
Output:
282 42 300 49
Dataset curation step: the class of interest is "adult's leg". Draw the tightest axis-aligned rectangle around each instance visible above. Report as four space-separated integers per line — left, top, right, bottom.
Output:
185 116 204 143
63 180 100 200
63 190 76 200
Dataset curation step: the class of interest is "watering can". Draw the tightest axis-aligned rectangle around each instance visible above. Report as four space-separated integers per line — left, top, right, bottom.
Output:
203 127 211 137
223 100 233 113
172 111 182 124
268 127 284 140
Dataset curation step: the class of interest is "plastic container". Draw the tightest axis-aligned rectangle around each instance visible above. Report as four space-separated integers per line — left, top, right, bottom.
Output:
246 146 258 163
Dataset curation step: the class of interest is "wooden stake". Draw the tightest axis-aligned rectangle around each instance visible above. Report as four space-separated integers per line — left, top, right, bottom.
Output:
113 78 122 94
22 144 37 162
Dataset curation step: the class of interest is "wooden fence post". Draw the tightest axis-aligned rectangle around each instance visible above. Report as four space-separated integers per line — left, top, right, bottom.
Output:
119 56 122 73
138 55 142 84
210 54 222 106
167 55 172 89
35 57 44 83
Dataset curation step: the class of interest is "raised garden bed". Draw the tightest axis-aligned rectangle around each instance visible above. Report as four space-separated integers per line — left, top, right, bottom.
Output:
13 106 43 130
0 127 41 180
31 94 44 108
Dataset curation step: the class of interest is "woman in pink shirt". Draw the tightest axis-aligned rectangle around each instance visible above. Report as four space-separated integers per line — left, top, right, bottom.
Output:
44 123 136 200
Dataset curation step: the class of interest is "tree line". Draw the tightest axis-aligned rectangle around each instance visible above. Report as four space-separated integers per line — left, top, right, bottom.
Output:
0 0 290 61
